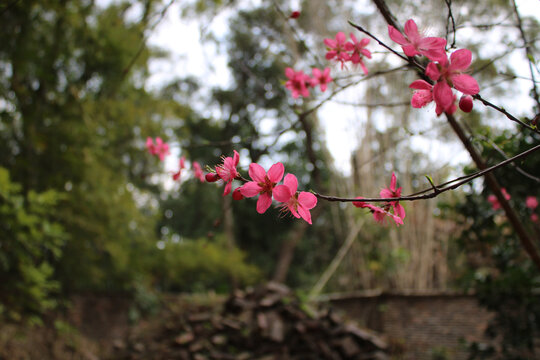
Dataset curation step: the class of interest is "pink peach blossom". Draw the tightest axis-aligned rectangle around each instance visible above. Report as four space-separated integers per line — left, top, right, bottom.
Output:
353 198 404 226
426 49 479 112
273 174 317 224
388 19 447 62
324 32 352 68
192 161 205 182
240 162 285 214
380 172 406 220
215 150 240 196
146 137 170 161
348 33 372 75
310 68 333 92
172 156 186 181
285 68 311 98
488 188 511 210
526 196 538 210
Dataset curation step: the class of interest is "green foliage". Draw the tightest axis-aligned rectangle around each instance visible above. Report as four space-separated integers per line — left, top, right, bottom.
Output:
0 167 66 319
453 128 540 359
151 237 262 293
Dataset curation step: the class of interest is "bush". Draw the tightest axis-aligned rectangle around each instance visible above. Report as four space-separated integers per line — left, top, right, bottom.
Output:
151 236 262 293
0 167 67 320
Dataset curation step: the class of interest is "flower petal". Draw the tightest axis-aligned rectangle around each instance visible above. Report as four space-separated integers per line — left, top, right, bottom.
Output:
388 25 407 45
256 193 273 214
433 81 454 110
283 173 298 193
273 185 292 202
394 203 406 220
449 49 472 71
425 62 441 81
297 205 312 224
409 80 432 90
249 163 266 183
267 162 285 183
451 74 479 95
403 19 419 40
240 182 262 198
403 45 419 57
298 192 317 210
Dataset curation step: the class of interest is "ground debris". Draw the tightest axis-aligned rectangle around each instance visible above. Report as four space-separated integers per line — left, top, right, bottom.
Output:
115 282 388 360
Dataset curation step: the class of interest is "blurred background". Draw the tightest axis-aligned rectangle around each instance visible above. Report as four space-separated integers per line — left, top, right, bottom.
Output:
1 0 539 359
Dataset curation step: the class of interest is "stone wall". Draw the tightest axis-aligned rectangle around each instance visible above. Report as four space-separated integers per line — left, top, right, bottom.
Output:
325 291 493 360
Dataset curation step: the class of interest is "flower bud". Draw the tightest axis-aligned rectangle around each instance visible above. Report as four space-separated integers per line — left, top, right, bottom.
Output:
205 173 219 182
232 188 244 201
459 95 473 113
289 10 300 19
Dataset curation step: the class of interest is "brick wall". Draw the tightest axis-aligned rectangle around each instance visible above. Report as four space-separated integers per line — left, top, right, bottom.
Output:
326 292 493 360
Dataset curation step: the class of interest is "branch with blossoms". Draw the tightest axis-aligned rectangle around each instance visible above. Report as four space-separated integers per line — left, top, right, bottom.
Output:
143 3 540 268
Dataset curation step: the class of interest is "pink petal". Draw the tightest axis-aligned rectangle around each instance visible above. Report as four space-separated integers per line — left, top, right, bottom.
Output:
359 38 370 47
403 45 418 57
394 203 406 219
335 32 346 44
420 37 447 50
451 74 479 95
449 49 472 71
249 163 266 183
349 33 357 43
298 192 317 210
359 60 368 75
390 173 397 190
421 46 447 62
267 162 284 183
361 49 372 58
312 68 321 78
288 203 300 219
388 25 408 45
232 150 239 166
403 19 419 40
240 182 262 198
380 189 393 198
391 214 404 226
285 67 295 78
411 90 433 108
223 181 232 196
297 205 312 224
273 185 292 202
256 193 273 214
433 81 454 110
324 38 336 48
283 173 298 193
426 62 441 81
410 80 433 90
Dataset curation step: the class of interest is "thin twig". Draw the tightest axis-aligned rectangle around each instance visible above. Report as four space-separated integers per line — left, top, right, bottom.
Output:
444 0 456 49
312 142 540 203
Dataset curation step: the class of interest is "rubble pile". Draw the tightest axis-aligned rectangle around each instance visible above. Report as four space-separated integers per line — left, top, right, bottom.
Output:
118 282 388 360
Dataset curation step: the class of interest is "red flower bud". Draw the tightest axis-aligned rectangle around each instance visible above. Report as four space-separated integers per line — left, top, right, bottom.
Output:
232 188 244 201
289 10 300 19
459 95 473 113
205 173 219 182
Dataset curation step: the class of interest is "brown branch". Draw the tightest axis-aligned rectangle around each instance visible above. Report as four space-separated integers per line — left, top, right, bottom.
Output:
367 0 540 271
444 0 456 49
348 19 539 134
312 142 540 203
